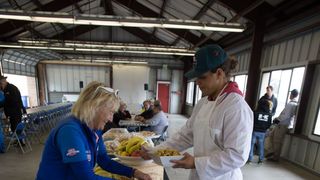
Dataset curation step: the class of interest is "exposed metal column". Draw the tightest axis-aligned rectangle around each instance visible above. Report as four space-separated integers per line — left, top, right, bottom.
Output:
245 7 266 109
181 56 193 114
36 63 47 105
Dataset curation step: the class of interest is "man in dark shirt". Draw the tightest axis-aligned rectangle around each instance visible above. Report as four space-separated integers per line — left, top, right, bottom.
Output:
258 86 278 116
0 75 26 132
135 100 154 121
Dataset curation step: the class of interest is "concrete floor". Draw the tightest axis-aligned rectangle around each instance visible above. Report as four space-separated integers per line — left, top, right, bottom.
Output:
0 114 319 180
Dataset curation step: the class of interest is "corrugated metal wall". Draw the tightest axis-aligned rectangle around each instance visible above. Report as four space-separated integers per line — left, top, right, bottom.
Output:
261 29 320 68
231 50 251 73
46 64 110 103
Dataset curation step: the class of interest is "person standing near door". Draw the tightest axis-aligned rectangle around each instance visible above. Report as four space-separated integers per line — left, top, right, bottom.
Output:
0 75 26 132
141 44 253 180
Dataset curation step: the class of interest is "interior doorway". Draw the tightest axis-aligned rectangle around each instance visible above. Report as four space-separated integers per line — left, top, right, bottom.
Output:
157 81 170 113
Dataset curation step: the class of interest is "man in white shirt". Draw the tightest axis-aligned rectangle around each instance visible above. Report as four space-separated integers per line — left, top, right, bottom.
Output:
141 44 253 180
140 100 169 135
268 89 299 162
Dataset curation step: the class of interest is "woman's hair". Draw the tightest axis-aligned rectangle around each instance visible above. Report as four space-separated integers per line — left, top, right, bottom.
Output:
211 57 238 79
71 81 120 125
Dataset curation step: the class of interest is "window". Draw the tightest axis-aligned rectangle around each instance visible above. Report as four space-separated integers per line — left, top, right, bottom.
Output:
258 67 305 117
259 72 270 99
314 103 320 136
195 85 202 104
233 74 247 96
186 81 194 105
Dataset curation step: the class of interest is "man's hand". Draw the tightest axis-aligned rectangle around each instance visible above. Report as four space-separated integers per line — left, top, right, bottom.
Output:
171 152 195 169
273 118 280 124
139 146 152 160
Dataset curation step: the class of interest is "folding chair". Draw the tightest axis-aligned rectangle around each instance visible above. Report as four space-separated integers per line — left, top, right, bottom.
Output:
153 125 169 145
6 121 32 154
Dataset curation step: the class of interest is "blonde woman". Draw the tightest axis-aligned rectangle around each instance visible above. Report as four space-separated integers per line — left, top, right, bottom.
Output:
37 81 151 180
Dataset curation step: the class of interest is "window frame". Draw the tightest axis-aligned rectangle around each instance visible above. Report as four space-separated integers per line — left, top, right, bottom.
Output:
311 98 320 137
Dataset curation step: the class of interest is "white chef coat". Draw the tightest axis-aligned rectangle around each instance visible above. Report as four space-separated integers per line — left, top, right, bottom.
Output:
155 91 253 180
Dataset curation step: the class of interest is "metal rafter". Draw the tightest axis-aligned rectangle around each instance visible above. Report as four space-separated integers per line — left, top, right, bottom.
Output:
6 0 46 39
172 0 216 46
0 0 83 38
52 0 169 46
74 2 84 14
152 0 168 36
218 0 319 48
114 0 214 45
197 0 265 48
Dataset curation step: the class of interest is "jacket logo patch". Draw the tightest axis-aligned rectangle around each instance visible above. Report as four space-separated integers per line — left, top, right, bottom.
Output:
86 150 91 161
66 148 80 157
258 114 269 122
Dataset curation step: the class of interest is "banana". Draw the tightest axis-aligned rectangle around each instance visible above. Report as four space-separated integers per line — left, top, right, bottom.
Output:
116 144 126 151
128 143 141 154
120 140 129 146
125 137 144 152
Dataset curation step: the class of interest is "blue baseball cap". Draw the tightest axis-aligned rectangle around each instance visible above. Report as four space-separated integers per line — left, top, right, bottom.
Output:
185 44 227 80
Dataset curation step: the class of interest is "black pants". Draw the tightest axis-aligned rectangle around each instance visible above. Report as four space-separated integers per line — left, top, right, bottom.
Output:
8 114 22 133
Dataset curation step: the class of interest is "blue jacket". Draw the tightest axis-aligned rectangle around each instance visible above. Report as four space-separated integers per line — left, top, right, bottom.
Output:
36 116 134 180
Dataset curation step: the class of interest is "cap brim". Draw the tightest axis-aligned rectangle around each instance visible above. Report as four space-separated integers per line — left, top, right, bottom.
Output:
185 69 203 80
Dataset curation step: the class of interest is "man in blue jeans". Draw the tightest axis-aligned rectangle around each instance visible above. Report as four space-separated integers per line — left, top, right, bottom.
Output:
248 99 272 164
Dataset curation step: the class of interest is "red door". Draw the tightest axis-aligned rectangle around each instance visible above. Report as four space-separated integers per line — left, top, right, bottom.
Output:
157 83 170 113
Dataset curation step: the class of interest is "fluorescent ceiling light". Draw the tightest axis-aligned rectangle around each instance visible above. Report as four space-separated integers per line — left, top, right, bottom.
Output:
18 39 195 54
3 59 25 66
0 9 245 32
1 42 195 56
74 59 148 64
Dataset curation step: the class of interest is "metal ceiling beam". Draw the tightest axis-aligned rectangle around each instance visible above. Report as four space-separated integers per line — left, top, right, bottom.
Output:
5 0 47 39
0 0 83 39
31 0 68 35
172 0 216 46
52 0 169 46
218 0 320 49
114 0 214 45
152 0 168 36
74 2 84 14
195 0 265 48
217 0 258 21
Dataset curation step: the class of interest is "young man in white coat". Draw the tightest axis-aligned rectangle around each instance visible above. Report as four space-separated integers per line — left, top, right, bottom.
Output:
141 44 253 180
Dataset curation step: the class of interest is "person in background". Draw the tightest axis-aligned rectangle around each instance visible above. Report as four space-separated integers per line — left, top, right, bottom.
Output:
141 44 253 180
248 99 272 164
113 101 131 127
135 100 153 121
258 86 278 116
103 101 132 132
0 75 26 133
36 81 151 180
267 89 299 162
139 100 168 135
0 89 5 153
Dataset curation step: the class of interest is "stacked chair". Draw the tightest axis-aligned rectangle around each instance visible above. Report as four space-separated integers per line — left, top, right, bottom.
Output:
5 103 73 154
